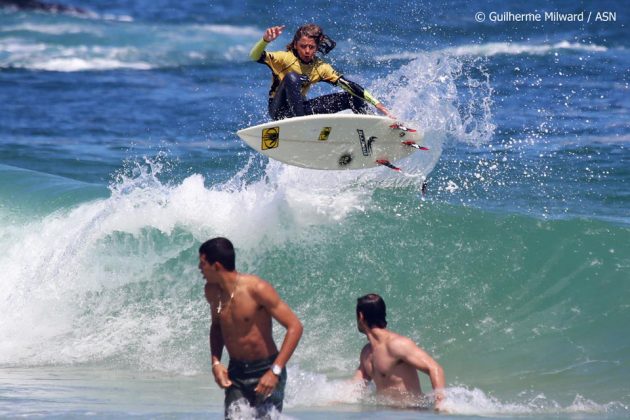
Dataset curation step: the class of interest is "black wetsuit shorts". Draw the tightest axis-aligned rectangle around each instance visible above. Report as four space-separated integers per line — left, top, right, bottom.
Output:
224 353 287 419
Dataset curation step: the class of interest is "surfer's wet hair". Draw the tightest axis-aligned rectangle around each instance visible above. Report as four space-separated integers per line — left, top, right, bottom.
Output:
199 237 236 271
287 23 336 55
357 293 387 328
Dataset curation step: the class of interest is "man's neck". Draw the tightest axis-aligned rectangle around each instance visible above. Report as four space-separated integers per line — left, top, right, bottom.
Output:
365 326 389 345
217 270 239 292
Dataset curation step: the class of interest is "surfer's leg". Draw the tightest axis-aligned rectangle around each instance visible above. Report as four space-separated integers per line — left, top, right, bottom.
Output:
307 92 369 115
349 93 370 114
268 72 307 120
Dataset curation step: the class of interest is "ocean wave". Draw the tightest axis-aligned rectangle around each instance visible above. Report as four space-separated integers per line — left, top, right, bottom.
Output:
377 41 610 61
0 40 154 71
0 17 260 71
21 56 152 71
0 21 105 35
0 156 378 367
440 387 627 416
194 23 260 37
0 153 627 414
284 369 628 415
446 40 609 57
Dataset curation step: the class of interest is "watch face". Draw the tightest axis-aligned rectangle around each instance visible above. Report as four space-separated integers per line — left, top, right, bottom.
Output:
272 365 282 375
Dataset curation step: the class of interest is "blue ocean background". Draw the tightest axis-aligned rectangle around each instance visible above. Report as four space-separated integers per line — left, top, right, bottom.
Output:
0 0 628 418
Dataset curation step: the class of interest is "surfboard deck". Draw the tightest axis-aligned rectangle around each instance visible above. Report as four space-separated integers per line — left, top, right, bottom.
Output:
236 114 425 170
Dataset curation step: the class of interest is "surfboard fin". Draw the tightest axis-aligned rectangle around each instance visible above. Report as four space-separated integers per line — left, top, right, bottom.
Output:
376 159 401 171
389 123 417 133
401 140 429 151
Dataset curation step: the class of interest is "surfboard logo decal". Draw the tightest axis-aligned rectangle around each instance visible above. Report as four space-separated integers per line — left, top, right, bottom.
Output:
318 127 332 141
261 127 280 150
357 130 376 156
339 153 353 166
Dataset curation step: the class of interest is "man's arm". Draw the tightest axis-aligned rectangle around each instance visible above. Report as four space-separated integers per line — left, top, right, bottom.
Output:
251 278 303 396
254 279 303 368
391 337 446 409
351 344 372 383
205 284 232 389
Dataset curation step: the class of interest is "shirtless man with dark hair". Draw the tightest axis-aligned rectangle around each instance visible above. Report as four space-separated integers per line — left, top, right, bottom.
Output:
353 293 446 411
199 237 303 418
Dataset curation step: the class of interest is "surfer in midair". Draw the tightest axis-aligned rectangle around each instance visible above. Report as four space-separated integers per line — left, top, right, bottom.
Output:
250 24 395 121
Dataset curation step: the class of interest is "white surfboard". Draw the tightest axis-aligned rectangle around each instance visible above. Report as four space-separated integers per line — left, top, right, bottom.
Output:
236 114 427 170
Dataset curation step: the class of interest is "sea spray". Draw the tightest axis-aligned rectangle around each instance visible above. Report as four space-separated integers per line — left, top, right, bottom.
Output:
0 155 374 369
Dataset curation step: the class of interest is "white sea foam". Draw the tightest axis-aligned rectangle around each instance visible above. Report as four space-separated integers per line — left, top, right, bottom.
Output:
446 40 608 57
0 22 104 35
0 156 369 368
99 13 134 22
440 387 626 416
370 51 495 147
283 378 626 416
27 56 153 71
196 23 261 37
0 40 154 71
0 19 259 71
377 41 609 61
285 367 365 408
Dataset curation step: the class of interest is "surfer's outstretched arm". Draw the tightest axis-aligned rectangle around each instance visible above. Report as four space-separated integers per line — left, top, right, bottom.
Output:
336 77 395 118
249 25 285 61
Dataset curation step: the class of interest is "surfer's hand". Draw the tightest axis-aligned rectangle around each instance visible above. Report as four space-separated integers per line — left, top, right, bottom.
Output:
212 363 232 389
263 25 285 42
376 103 396 119
254 370 279 399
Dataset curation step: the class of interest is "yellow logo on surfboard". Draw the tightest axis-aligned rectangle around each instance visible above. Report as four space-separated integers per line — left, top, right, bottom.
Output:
318 127 332 141
261 127 279 150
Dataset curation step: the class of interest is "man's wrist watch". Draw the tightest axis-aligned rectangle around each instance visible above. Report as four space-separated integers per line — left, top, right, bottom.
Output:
271 364 282 376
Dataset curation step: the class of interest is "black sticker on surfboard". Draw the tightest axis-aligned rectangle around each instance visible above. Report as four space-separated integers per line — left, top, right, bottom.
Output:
339 153 353 166
357 130 376 156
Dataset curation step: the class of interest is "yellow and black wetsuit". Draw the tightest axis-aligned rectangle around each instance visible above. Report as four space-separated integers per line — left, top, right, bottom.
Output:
250 38 382 120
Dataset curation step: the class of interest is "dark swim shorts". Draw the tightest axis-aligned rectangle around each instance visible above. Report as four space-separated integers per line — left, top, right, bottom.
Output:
224 353 287 419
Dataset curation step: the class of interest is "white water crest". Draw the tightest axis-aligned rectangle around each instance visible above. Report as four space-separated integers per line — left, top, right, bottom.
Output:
0 17 261 71
376 40 610 61
0 156 370 369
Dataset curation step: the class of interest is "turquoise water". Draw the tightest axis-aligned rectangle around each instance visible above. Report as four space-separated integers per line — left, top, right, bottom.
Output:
1 0 629 418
